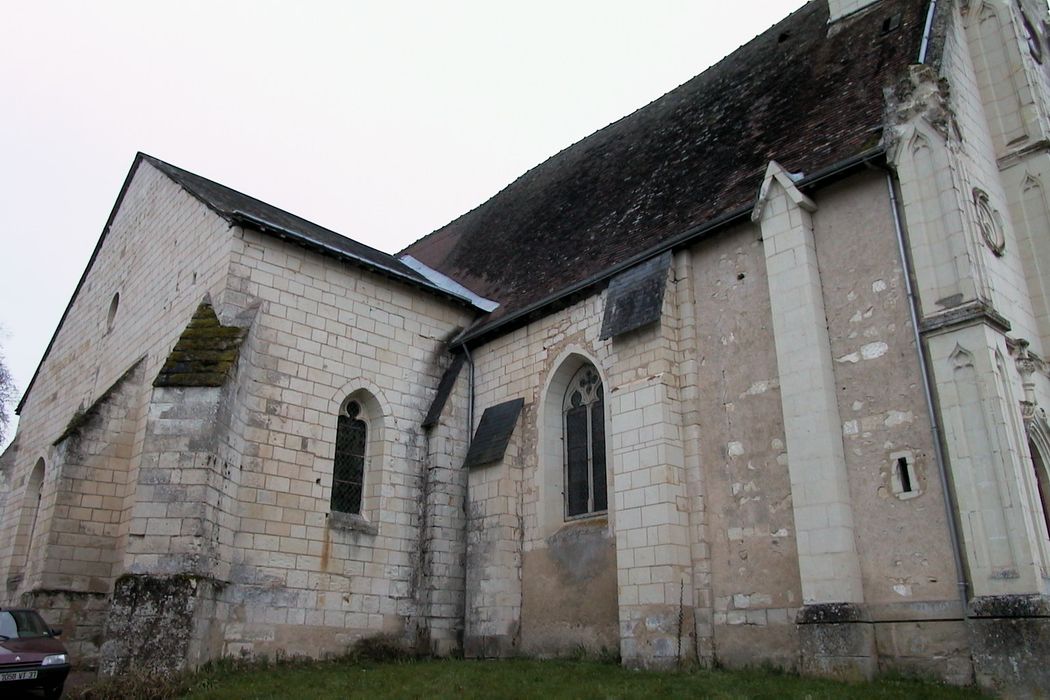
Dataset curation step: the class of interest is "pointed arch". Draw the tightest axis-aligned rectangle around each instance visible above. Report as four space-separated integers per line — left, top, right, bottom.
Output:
12 459 46 580
950 344 975 369
1027 433 1050 541
968 1 1028 151
539 349 612 535
1018 172 1050 344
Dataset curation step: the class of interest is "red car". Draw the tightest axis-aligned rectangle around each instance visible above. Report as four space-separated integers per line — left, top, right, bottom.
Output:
0 609 70 699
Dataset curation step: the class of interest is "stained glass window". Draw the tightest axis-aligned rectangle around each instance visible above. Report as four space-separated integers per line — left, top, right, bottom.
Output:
563 364 607 518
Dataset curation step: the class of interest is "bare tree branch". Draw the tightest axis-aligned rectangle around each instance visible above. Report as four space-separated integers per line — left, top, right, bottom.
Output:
0 346 15 445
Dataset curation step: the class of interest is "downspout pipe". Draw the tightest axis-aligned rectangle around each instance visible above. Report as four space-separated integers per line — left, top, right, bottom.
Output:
462 345 475 447
886 172 971 612
918 0 938 65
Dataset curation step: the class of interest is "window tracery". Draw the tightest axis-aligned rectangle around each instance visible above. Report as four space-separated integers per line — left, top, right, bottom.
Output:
563 364 607 518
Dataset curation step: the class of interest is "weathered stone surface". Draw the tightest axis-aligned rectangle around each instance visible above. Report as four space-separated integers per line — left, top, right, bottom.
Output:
968 595 1050 696
98 574 222 676
798 605 877 681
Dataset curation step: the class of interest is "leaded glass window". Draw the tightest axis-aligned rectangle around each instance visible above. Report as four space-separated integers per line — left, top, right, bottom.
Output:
332 399 366 514
563 364 607 518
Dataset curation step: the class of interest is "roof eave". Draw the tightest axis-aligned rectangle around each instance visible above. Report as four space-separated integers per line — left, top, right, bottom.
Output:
228 211 488 312
453 145 888 349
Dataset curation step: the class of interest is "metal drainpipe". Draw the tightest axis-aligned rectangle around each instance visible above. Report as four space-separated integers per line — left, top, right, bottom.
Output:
886 172 971 612
462 344 475 522
462 345 475 447
918 1 938 65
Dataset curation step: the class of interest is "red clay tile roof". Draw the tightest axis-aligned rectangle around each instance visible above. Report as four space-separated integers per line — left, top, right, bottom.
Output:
402 0 929 339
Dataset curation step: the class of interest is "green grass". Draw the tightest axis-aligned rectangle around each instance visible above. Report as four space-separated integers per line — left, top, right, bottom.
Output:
84 658 988 700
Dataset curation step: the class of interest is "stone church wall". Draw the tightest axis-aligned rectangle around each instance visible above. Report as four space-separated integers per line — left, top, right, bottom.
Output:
458 166 970 676
0 162 239 667
210 229 475 659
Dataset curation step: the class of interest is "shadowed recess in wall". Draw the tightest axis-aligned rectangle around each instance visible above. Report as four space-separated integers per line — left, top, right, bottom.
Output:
153 300 248 388
463 398 524 468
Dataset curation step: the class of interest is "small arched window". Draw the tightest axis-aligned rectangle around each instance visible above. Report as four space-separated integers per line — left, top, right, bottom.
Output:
332 399 367 515
563 364 607 518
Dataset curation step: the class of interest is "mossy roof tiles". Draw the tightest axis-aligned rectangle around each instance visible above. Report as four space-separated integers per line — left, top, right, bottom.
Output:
401 0 929 338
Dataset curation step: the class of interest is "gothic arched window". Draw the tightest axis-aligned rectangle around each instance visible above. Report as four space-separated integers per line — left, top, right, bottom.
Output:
1030 439 1050 539
332 399 366 515
563 364 607 518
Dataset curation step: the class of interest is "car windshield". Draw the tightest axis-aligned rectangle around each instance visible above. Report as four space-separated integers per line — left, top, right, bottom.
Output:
0 611 51 639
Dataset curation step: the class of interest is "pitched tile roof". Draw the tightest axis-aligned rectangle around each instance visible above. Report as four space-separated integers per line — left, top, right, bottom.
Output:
402 0 929 341
141 154 443 294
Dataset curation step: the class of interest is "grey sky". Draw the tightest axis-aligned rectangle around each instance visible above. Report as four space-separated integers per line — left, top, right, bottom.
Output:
0 0 807 442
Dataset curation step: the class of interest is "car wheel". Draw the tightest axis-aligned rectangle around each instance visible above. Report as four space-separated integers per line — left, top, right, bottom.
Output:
44 683 64 699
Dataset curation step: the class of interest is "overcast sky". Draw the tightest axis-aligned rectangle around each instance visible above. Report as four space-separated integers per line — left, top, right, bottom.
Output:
0 0 807 443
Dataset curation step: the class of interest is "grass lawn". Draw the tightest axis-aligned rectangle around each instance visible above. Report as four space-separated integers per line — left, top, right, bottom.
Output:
88 658 988 700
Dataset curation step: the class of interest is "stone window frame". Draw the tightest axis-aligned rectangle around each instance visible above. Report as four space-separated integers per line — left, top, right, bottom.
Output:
332 398 367 515
562 363 608 519
1026 415 1050 544
327 387 384 535
538 350 613 536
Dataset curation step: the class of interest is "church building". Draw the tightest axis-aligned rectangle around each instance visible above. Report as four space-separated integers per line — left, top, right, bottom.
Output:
3 0 1050 694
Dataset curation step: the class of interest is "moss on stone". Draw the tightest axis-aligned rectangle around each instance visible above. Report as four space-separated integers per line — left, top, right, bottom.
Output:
153 301 248 389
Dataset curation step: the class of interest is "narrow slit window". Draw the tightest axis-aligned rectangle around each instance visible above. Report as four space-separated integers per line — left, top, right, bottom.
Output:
897 457 913 494
891 453 919 500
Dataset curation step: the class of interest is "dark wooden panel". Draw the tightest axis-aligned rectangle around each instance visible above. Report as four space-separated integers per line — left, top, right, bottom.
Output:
463 397 525 468
422 353 466 429
599 252 671 340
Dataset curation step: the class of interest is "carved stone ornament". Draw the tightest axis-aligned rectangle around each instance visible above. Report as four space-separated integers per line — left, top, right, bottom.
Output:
1014 339 1046 426
974 188 1006 257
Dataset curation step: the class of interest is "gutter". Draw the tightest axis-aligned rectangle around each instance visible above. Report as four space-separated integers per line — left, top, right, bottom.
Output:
452 144 887 350
918 0 938 65
229 210 491 312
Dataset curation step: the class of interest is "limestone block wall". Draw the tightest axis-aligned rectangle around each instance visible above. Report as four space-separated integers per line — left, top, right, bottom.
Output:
885 3 1050 691
0 161 240 668
813 173 969 681
460 166 971 675
605 276 694 668
890 0 1050 602
466 294 619 660
214 229 474 659
413 362 471 654
45 361 148 593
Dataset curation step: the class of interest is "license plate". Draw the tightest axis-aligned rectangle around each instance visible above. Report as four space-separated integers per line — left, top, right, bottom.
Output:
0 670 37 681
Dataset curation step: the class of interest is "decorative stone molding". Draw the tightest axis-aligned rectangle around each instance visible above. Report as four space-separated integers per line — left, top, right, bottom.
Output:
1012 338 1047 426
919 300 1012 336
888 65 955 139
973 189 1006 256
